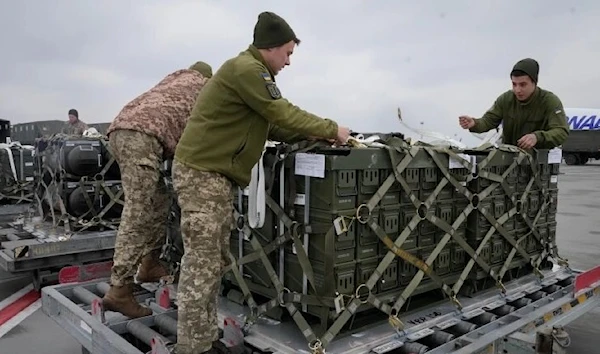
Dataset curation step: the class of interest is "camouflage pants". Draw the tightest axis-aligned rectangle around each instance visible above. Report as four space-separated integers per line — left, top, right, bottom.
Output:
109 129 170 286
171 159 234 354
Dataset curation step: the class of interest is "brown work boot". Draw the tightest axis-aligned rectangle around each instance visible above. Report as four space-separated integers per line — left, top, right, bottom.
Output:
212 340 231 354
102 283 152 318
136 251 169 283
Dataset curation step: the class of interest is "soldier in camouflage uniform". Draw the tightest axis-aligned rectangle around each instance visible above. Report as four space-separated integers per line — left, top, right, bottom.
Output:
62 108 88 135
101 61 213 319
459 58 570 149
172 12 351 354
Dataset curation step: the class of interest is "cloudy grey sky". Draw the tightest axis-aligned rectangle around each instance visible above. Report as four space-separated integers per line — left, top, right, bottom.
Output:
1 0 597 145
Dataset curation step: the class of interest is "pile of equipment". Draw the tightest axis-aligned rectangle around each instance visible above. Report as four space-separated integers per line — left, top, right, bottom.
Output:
165 134 564 352
0 142 36 204
33 134 124 232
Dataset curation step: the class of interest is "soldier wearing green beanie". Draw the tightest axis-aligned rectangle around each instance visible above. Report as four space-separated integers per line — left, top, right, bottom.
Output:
459 58 569 150
172 11 351 354
189 61 213 78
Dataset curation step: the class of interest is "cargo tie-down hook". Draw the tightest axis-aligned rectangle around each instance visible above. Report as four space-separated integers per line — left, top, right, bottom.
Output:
309 339 325 354
388 308 404 331
496 278 507 294
449 291 463 310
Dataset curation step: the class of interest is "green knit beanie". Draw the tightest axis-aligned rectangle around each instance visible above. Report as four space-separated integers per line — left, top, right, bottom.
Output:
189 61 213 78
252 12 298 49
511 58 539 83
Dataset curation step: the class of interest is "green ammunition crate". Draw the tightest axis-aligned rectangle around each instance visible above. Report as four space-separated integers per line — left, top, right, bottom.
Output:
289 206 356 264
223 142 562 341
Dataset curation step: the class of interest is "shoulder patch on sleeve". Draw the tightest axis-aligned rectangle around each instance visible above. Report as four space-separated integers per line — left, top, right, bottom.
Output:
266 82 281 99
554 109 563 115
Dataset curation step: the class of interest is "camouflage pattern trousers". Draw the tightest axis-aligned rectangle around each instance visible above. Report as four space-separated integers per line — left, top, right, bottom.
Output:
109 129 170 286
171 159 234 354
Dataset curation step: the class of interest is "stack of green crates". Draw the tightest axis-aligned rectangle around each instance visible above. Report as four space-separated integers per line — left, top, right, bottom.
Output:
225 141 561 334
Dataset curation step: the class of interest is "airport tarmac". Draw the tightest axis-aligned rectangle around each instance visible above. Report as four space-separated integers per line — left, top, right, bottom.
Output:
0 162 599 354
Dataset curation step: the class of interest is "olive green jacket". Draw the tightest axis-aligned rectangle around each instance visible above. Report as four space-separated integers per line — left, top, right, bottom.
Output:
470 87 570 148
174 45 339 188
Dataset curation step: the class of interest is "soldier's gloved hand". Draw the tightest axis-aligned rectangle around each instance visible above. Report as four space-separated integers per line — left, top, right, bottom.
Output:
517 133 537 150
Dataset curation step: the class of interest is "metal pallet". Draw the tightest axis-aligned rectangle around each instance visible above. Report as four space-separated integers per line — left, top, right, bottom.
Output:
0 212 116 289
41 265 600 354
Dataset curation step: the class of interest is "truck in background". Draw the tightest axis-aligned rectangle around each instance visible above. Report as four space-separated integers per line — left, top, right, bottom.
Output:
563 108 600 165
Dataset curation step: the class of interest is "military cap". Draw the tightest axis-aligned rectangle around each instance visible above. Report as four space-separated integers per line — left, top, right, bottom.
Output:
189 61 213 78
511 58 539 83
252 11 299 49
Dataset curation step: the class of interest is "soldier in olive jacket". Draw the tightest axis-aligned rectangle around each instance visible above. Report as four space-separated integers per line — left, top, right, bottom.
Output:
172 11 351 354
459 58 570 150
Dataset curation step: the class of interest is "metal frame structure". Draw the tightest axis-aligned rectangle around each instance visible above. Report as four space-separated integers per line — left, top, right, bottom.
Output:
40 141 600 354
0 211 116 289
41 265 600 354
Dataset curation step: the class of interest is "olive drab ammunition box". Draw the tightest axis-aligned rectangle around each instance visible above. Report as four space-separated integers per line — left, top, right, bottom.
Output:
215 136 564 352
33 134 123 232
0 143 36 204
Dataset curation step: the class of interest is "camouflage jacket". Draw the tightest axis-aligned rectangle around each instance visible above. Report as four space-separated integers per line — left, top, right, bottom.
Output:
470 87 570 148
62 120 88 135
107 69 209 157
175 45 339 188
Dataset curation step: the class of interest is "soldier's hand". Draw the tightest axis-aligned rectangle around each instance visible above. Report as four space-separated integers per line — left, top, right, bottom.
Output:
336 126 351 145
458 115 475 129
517 133 537 150
308 136 336 144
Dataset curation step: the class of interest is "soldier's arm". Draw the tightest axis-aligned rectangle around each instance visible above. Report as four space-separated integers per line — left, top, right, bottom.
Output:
470 93 506 133
534 95 570 148
267 125 306 143
235 62 338 139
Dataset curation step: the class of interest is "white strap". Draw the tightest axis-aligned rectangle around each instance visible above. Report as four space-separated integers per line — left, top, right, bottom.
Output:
247 141 276 229
0 143 18 181
247 151 266 228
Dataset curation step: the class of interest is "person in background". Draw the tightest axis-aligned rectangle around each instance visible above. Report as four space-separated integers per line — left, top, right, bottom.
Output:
459 58 569 149
101 62 213 320
62 108 88 135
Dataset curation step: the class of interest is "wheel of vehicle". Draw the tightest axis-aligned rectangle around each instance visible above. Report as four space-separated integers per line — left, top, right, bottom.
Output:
564 153 578 165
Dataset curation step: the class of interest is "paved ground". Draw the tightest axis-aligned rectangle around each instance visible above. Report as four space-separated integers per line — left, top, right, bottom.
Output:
0 162 599 353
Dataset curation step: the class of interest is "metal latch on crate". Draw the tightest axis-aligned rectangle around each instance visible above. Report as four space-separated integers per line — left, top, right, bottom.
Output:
333 216 349 235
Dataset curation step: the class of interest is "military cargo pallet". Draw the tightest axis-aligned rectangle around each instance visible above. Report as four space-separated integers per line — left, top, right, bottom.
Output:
40 265 600 353
34 135 123 233
220 137 565 350
0 211 116 290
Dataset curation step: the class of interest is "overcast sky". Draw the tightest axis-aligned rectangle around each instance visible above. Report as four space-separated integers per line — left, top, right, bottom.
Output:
1 0 597 146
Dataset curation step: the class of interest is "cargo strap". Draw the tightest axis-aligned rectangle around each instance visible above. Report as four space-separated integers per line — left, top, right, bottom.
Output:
222 141 345 350
0 143 35 203
226 206 323 346
316 139 567 348
318 140 480 346
221 137 567 351
34 136 123 235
